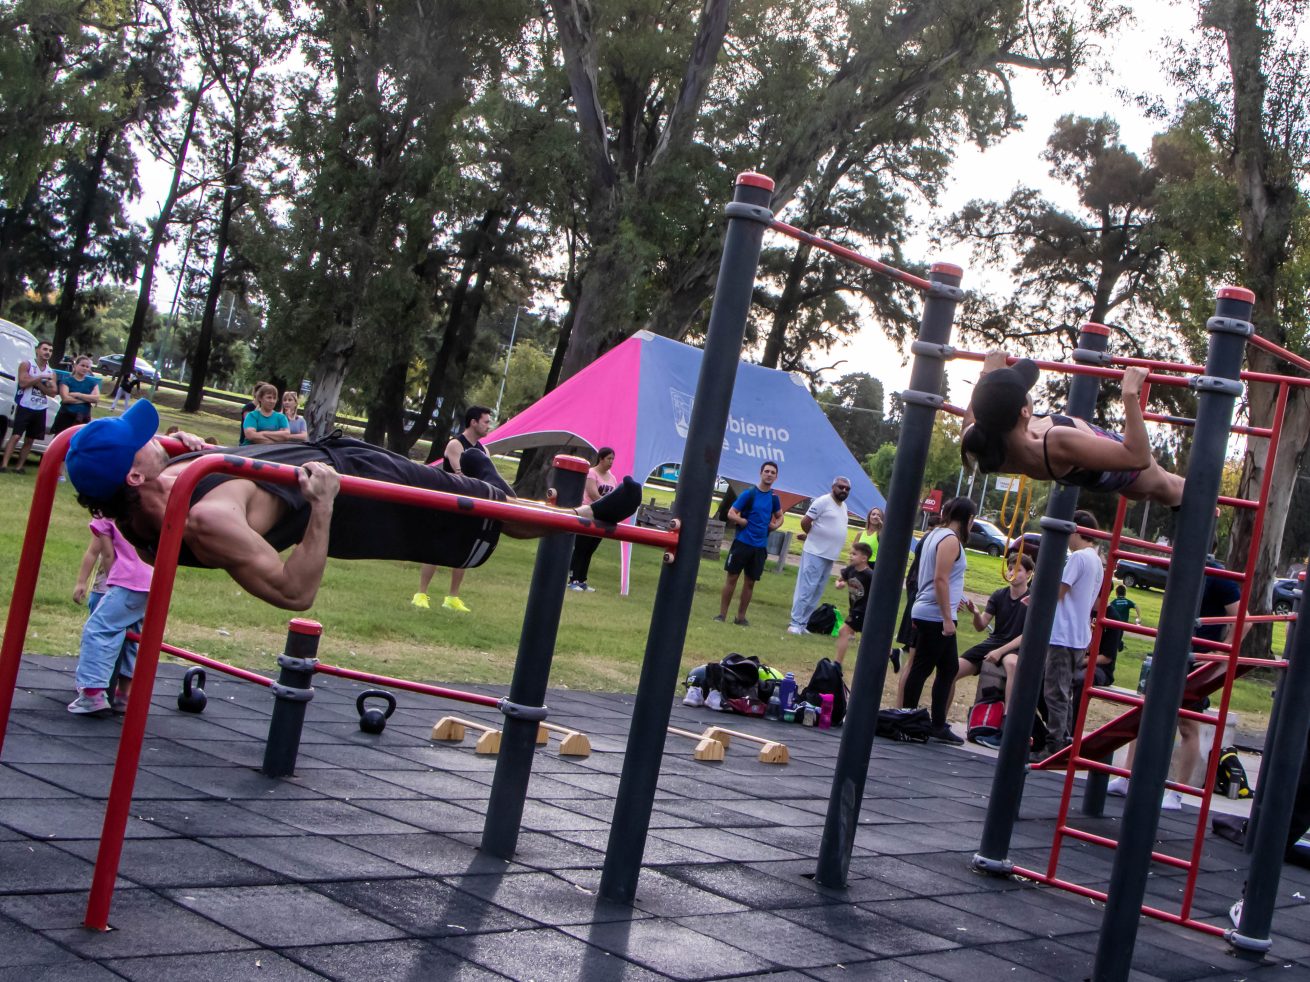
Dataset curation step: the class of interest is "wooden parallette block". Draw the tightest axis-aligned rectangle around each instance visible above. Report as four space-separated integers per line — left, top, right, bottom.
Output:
536 722 592 757
431 716 502 754
702 725 789 764
666 726 726 762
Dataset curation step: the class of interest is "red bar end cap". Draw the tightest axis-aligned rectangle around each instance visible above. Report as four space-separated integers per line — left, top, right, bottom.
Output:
736 172 775 191
554 455 592 473
1081 322 1112 336
289 618 323 637
1217 285 1256 304
930 262 963 278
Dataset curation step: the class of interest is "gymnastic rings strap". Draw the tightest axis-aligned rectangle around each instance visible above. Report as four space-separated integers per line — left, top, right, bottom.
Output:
999 475 1031 581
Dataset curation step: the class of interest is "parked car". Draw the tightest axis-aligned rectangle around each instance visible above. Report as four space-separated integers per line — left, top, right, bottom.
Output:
1273 573 1304 615
1114 559 1170 591
0 318 60 452
97 353 159 383
1005 532 1041 562
966 518 1008 556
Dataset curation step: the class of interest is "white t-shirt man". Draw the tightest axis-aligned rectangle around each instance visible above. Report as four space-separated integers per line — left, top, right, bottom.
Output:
17 359 55 411
1051 544 1103 650
801 493 849 561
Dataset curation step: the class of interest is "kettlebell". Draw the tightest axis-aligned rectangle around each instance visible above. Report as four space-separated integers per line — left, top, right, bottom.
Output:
177 667 207 714
357 689 396 735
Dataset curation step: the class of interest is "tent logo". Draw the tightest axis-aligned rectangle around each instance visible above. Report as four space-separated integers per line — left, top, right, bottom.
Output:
670 387 694 437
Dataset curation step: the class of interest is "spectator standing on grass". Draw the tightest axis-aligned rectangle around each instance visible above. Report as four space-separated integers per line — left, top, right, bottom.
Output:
109 372 140 413
715 460 782 627
787 476 852 635
2 338 56 474
833 541 874 664
67 517 152 716
53 355 100 434
901 496 977 745
1042 510 1103 757
857 507 883 565
893 514 941 699
241 382 292 445
568 447 618 592
281 391 309 441
413 405 495 613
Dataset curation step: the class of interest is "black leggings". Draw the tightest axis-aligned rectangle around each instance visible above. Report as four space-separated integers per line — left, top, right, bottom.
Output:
902 619 958 727
570 534 603 583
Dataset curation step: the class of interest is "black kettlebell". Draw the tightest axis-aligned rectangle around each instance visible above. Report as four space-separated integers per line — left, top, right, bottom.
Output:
357 690 396 735
177 667 207 714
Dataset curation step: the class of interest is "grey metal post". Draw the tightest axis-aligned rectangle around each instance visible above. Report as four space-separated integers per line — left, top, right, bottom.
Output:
599 173 775 904
973 323 1109 872
813 263 963 887
1092 288 1251 982
1246 582 1300 851
261 619 322 778
481 455 586 858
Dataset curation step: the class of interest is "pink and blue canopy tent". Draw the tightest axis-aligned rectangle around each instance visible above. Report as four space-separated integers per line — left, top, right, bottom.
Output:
485 332 885 590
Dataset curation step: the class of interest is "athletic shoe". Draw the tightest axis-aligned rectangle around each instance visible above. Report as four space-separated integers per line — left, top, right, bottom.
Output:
1161 790 1183 811
411 592 431 609
705 690 724 711
890 649 902 673
567 581 585 592
580 582 595 592
1107 776 1129 797
973 733 1002 750
930 725 964 746
712 614 726 622
786 626 806 636
67 689 111 715
443 596 471 613
683 687 705 708
112 692 129 714
733 617 750 627
1229 898 1244 929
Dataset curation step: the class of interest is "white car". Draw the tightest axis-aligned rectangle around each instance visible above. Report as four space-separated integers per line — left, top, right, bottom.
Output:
0 318 63 454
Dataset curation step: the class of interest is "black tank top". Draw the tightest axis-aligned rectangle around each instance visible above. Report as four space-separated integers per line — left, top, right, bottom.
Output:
442 432 485 473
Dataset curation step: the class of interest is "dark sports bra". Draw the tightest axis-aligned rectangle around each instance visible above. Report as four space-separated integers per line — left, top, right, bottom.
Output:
1040 414 1140 493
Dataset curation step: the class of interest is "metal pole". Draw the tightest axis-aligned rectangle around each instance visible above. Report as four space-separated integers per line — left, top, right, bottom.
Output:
481 455 587 858
973 322 1109 873
814 262 964 887
598 172 775 904
1246 582 1300 851
261 620 322 778
1092 288 1251 982
493 306 522 422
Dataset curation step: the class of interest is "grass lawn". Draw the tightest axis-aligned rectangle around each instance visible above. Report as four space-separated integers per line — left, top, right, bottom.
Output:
1 400 1277 732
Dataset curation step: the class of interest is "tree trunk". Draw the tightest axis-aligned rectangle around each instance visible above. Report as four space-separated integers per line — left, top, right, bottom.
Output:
363 359 409 449
761 240 813 368
557 223 636 383
304 325 355 440
183 181 237 413
51 129 114 362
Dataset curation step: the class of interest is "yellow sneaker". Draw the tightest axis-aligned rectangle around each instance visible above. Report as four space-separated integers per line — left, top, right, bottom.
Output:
443 595 471 613
411 592 430 609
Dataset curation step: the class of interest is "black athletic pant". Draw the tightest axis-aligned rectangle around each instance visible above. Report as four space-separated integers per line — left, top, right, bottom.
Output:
570 534 603 583
903 618 958 728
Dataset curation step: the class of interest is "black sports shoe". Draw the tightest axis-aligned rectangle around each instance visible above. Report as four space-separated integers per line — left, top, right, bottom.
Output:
889 648 902 674
930 725 964 746
973 733 1002 750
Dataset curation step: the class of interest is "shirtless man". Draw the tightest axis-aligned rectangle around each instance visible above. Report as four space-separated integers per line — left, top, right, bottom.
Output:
65 402 641 611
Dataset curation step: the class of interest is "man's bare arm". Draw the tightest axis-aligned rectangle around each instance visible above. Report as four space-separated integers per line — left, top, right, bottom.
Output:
184 463 339 611
444 437 464 473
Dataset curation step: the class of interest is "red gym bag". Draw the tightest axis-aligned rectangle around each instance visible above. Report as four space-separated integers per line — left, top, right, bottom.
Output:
967 700 1004 740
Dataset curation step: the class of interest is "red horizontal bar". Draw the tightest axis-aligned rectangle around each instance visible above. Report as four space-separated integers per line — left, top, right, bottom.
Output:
1071 756 1131 779
767 220 934 292
1141 411 1272 438
126 632 272 687
1191 652 1288 669
1010 867 1227 937
1247 332 1310 375
313 661 503 709
152 444 679 553
1218 495 1260 510
953 350 1194 389
1058 826 1193 871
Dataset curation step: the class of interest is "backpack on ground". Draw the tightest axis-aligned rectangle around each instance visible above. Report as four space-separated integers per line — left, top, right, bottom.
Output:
704 653 763 701
876 707 932 743
799 658 849 726
1215 747 1253 799
806 603 843 637
967 701 1004 740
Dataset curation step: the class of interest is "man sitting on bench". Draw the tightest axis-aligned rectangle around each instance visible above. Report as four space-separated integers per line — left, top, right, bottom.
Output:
64 402 641 610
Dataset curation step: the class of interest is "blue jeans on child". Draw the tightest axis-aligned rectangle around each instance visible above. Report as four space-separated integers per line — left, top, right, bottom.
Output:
76 586 146 690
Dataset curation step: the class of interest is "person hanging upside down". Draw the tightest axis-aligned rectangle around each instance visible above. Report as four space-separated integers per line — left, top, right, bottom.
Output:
64 402 643 611
960 351 1184 508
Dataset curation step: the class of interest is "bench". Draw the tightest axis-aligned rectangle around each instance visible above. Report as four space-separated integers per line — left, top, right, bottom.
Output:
635 498 727 559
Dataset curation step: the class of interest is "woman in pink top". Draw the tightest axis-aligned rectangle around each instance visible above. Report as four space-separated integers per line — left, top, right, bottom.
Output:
568 447 618 592
68 518 153 715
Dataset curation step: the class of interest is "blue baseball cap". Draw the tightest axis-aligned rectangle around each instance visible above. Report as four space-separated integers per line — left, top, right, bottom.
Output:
66 400 161 499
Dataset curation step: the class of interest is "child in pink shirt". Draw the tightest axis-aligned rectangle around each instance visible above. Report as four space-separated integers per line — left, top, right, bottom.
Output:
68 518 153 715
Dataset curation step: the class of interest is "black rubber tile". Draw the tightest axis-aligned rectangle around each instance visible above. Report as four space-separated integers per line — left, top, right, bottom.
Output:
237 798 426 836
129 799 300 838
286 939 505 981
0 733 115 764
677 909 872 969
6 762 210 800
201 834 418 882
166 884 406 946
0 767 76 799
981 936 1105 979
660 862 830 910
850 855 1008 898
899 946 1063 981
744 859 918 904
311 877 536 937
937 885 1106 935
773 904 960 958
646 826 805 862
287 767 434 799
804 959 947 981
0 888 255 957
516 799 616 833
0 960 125 980
558 918 775 980
0 839 99 894
141 763 326 799
0 799 174 840
445 830 608 870
345 798 490 834
445 871 651 926
54 836 283 888
357 767 495 800
556 866 747 918
856 897 1034 945
0 912 82 969
104 949 329 981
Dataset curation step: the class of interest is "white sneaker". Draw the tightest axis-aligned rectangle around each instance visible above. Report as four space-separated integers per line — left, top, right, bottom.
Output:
1229 898 1243 929
1161 790 1183 811
1106 776 1129 797
705 690 724 712
683 687 705 708
786 626 806 636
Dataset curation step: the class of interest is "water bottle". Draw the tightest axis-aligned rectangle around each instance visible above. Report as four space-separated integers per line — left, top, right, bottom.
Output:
818 693 834 729
1137 656 1152 695
779 672 797 712
766 692 782 721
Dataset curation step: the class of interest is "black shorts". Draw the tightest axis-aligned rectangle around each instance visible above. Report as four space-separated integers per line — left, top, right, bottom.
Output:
10 405 46 440
51 407 88 434
962 640 1007 666
846 609 865 633
725 538 768 581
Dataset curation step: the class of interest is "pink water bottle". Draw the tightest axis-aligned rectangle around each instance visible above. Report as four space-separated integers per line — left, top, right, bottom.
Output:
818 693 834 729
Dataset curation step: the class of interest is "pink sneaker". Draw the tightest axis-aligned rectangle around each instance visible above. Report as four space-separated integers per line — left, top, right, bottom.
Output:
68 689 111 715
